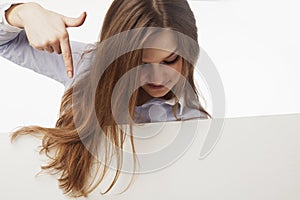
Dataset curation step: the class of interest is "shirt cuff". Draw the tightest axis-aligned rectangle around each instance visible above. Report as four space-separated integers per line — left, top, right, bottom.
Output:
0 1 23 32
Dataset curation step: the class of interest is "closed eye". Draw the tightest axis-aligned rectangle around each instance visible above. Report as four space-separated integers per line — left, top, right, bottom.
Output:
163 55 180 65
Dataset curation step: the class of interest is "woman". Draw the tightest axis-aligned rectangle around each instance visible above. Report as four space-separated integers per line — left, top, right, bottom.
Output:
0 0 211 197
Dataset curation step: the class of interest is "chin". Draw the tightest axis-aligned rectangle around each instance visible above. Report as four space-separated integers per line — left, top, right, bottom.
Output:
146 90 170 98
149 93 168 98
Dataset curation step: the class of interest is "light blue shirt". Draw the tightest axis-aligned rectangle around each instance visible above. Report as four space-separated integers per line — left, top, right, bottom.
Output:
0 2 209 123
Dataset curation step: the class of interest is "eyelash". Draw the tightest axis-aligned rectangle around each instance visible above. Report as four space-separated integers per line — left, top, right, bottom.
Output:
142 55 180 65
163 55 180 65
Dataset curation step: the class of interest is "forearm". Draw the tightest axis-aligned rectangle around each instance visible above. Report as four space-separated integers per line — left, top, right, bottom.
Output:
5 2 47 29
4 2 87 77
1 1 89 85
4 3 24 28
0 2 67 84
1 2 45 46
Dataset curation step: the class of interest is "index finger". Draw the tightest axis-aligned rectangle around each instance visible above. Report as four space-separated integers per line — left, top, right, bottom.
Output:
60 33 73 78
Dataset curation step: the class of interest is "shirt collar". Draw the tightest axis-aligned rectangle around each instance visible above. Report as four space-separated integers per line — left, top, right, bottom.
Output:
136 97 185 116
161 97 185 115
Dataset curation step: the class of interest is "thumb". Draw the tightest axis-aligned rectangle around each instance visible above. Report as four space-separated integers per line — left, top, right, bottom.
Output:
63 12 87 27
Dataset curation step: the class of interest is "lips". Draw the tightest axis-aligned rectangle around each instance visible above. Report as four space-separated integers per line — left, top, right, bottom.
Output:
147 83 165 89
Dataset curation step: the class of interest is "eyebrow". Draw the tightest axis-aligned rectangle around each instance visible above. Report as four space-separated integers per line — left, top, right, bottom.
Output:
142 48 179 63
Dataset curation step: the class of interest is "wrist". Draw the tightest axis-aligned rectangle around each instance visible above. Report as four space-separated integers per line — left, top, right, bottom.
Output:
5 3 24 28
5 2 42 28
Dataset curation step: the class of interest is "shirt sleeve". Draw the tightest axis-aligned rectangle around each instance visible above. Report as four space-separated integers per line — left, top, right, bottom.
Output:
0 1 23 44
0 1 91 87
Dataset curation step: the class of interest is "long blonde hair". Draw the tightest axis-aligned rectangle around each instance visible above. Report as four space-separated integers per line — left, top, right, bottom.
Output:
11 0 211 197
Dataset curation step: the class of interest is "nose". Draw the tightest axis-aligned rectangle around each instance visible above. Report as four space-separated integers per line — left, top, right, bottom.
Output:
145 63 167 84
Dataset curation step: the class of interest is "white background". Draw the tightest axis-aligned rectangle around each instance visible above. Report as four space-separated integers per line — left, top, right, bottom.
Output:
0 0 300 132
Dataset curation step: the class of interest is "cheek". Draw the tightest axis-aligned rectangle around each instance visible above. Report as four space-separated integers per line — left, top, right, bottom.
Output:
170 60 183 78
139 69 148 84
173 58 183 73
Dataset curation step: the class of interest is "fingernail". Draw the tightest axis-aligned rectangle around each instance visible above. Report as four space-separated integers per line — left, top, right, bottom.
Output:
67 71 73 78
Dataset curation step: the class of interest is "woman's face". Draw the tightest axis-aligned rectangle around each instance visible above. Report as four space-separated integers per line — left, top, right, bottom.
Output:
140 32 183 98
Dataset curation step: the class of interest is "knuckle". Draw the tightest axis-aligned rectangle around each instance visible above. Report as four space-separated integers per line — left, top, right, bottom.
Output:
59 31 69 40
29 41 38 49
56 49 62 54
32 44 41 50
39 41 50 48
49 38 58 46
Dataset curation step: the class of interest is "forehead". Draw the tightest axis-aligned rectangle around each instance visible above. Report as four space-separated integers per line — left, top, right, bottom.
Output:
142 49 177 62
142 31 178 61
